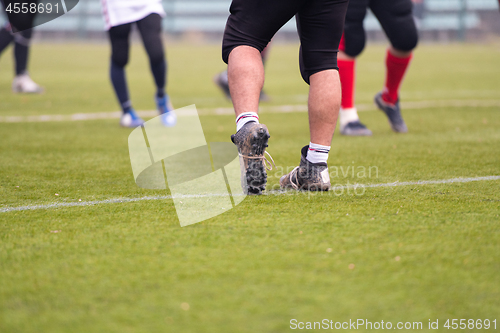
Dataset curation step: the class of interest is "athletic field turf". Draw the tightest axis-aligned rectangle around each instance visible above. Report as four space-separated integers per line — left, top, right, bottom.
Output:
0 42 499 332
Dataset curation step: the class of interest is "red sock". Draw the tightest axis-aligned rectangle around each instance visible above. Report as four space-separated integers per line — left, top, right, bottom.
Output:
382 50 412 105
338 34 355 109
338 58 355 109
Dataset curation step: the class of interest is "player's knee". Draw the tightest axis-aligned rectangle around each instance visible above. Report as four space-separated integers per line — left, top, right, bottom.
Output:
343 32 366 57
344 41 365 58
112 55 128 68
392 31 418 52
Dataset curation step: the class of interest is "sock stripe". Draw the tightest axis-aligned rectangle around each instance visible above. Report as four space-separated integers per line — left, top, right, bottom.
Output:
306 143 330 164
308 148 329 154
236 112 260 132
236 114 259 122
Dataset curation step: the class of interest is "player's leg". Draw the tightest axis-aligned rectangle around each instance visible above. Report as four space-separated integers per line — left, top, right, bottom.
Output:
1 0 43 93
280 0 349 191
371 0 418 133
223 0 302 119
2 0 38 32
227 46 264 121
14 29 32 76
137 13 176 126
215 46 271 102
0 23 14 57
214 44 272 102
12 29 43 93
337 0 372 136
108 22 142 127
222 0 301 194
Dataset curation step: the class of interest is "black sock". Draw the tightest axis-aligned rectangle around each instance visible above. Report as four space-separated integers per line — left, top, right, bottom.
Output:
14 41 28 75
110 61 132 113
13 29 32 75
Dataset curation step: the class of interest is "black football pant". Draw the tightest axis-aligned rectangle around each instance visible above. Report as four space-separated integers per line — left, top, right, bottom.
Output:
222 0 349 84
0 0 37 75
343 0 418 57
108 13 165 69
1 0 38 32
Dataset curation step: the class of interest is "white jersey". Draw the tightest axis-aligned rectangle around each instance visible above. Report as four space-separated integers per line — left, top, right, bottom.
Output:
101 0 166 30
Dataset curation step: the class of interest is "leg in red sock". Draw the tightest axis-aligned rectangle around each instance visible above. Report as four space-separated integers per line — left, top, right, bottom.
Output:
338 56 355 110
338 48 372 135
374 48 410 133
382 47 412 105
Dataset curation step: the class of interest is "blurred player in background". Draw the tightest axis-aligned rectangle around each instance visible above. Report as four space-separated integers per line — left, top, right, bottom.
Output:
0 0 43 93
338 0 418 135
223 0 349 194
214 44 271 102
101 0 176 127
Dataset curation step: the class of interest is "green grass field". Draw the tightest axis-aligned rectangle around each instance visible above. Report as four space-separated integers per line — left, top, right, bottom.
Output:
1 41 499 333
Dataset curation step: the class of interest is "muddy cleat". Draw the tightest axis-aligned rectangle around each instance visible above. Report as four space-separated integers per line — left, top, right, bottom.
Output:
374 92 408 133
12 74 44 94
231 122 273 195
280 146 331 191
340 120 373 136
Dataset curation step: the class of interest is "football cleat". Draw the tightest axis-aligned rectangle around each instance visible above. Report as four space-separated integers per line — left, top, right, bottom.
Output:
340 120 373 136
120 109 144 128
156 95 177 127
280 146 331 191
12 74 44 94
231 122 273 195
374 92 408 133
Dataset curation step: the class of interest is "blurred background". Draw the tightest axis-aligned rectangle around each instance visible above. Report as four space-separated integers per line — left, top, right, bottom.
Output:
1 0 499 42
1 3 499 332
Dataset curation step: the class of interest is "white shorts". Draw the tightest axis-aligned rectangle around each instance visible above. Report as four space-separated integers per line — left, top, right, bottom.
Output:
101 0 166 30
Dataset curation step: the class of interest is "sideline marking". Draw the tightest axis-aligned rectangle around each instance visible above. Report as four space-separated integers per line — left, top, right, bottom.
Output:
1 176 499 213
1 99 499 123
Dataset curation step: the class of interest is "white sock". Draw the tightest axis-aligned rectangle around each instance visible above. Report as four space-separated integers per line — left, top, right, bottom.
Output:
236 112 259 132
339 107 360 128
306 142 330 164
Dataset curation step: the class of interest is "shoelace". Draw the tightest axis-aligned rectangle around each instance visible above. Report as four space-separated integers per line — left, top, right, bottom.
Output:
239 151 276 171
287 166 300 190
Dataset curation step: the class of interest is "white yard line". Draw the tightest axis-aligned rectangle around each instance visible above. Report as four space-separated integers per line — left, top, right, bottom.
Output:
0 99 499 123
1 176 498 213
